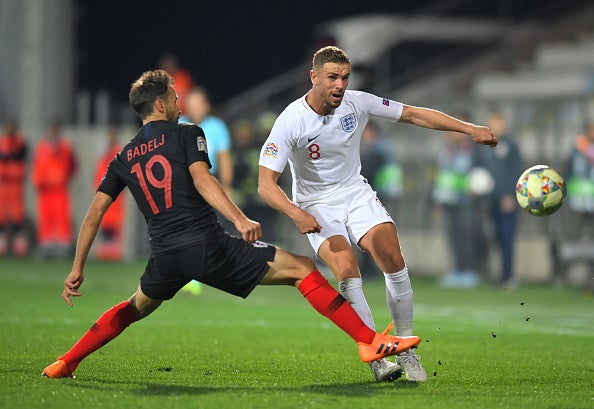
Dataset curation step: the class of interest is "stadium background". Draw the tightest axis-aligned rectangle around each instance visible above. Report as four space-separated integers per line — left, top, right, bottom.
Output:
1 0 593 285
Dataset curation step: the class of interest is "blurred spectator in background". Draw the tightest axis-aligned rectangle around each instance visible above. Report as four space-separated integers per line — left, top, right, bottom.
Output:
93 127 125 260
31 120 77 258
0 118 28 256
562 121 594 291
431 113 484 288
474 111 523 290
231 117 278 244
231 119 259 203
180 87 233 195
566 121 594 214
361 121 403 205
359 121 403 278
158 53 193 112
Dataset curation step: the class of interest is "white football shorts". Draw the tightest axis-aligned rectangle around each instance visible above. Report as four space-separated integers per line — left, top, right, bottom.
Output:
300 180 394 254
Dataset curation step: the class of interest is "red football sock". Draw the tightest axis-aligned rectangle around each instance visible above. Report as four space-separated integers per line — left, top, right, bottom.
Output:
59 300 138 371
298 271 375 344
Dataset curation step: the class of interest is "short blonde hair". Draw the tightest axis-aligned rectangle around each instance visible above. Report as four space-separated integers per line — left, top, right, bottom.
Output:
312 46 350 70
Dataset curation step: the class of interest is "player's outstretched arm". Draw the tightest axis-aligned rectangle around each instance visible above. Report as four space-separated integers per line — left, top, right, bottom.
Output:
189 161 262 243
258 166 322 234
62 191 113 307
399 104 498 147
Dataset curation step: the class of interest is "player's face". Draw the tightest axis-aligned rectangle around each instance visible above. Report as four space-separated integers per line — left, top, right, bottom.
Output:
163 85 181 122
312 62 350 112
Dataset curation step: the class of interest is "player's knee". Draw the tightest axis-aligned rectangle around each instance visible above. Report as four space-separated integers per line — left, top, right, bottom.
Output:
334 262 360 280
335 254 359 274
287 255 317 282
277 248 316 272
298 254 317 272
373 250 405 272
128 292 161 319
392 254 406 271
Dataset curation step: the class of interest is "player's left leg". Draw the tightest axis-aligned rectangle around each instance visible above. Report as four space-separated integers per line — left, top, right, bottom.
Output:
43 287 161 378
359 222 427 381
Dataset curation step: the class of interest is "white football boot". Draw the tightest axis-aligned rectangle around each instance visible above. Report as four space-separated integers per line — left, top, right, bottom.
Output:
396 350 428 382
370 358 403 382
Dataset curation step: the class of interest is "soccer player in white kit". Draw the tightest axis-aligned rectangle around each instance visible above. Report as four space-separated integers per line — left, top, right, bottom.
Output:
258 46 498 382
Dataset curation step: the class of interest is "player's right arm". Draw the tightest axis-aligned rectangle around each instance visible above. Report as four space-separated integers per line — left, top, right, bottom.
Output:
62 191 113 307
258 165 321 234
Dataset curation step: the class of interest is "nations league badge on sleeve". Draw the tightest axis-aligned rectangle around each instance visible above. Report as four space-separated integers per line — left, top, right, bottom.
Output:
197 136 208 153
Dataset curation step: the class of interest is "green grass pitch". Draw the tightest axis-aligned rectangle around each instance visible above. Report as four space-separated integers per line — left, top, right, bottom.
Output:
0 258 592 409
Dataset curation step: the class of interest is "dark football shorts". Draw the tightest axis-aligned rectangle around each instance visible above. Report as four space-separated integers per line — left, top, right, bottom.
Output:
140 233 277 300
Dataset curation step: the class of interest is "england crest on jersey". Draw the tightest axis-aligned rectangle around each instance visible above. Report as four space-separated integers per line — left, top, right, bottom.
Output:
340 113 357 132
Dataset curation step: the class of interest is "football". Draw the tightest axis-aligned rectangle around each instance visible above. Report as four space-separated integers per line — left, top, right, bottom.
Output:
515 165 567 216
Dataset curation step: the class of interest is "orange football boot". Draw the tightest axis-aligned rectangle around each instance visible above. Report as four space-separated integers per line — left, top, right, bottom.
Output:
42 360 76 379
357 323 421 363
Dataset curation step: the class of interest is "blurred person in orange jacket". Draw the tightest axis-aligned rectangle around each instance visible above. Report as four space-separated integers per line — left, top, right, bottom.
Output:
93 127 125 260
0 117 28 256
31 120 77 258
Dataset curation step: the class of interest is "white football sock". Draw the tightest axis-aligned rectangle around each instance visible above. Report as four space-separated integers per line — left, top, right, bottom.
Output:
338 277 375 330
384 267 414 337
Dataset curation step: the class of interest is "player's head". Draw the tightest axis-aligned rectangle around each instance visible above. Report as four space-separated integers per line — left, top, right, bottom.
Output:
312 46 351 71
309 46 351 114
129 70 180 122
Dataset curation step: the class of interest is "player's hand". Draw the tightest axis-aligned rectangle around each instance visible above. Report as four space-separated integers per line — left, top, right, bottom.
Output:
62 270 84 307
235 217 263 243
293 209 322 234
470 125 498 147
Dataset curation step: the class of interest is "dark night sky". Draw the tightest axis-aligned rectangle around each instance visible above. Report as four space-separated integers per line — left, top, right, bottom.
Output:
76 1 428 105
75 0 590 106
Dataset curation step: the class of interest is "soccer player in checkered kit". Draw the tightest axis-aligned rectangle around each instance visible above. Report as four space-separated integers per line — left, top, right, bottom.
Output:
42 69 422 379
258 46 498 382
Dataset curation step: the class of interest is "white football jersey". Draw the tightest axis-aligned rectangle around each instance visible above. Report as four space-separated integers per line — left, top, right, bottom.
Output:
259 90 403 204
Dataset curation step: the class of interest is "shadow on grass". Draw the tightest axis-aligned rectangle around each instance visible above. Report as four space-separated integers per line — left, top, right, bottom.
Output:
66 377 420 397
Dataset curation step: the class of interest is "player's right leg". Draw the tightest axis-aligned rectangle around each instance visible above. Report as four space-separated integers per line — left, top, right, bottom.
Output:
259 248 420 364
43 287 161 378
